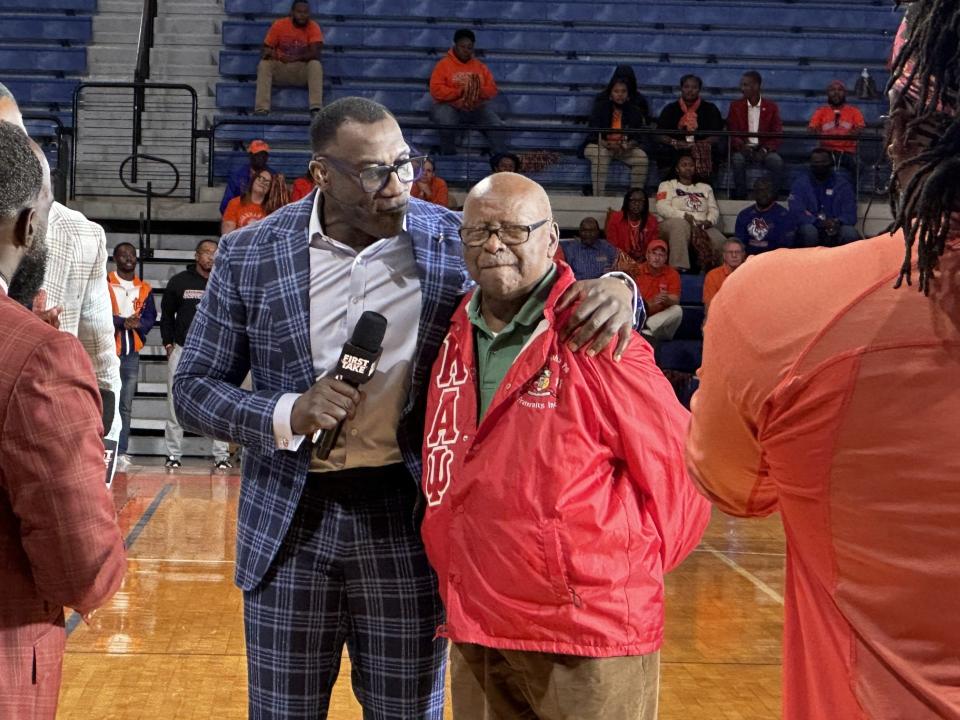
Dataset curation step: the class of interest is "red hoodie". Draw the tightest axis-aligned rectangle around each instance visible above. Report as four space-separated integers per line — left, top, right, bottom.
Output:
421 262 710 657
429 49 498 110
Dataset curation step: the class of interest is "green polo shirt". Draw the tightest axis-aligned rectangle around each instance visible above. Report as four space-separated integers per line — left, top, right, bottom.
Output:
467 266 558 420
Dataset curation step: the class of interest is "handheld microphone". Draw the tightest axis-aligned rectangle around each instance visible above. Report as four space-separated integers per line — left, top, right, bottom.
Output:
313 311 388 460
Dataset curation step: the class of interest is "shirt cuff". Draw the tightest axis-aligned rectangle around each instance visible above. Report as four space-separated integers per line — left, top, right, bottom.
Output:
602 271 645 329
272 393 306 452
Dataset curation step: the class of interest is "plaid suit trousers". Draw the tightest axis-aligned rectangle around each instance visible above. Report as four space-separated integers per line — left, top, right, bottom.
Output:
243 465 446 719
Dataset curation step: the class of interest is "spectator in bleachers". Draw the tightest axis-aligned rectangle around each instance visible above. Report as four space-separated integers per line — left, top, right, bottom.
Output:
632 238 683 343
656 74 724 181
807 80 866 178
429 29 508 156
656 154 725 272
605 187 659 262
220 140 274 214
584 72 650 197
560 217 620 280
291 170 315 202
222 171 290 235
702 239 745 312
410 157 449 208
735 177 797 255
255 0 324 116
107 243 157 471
489 152 521 173
726 71 784 200
789 148 859 247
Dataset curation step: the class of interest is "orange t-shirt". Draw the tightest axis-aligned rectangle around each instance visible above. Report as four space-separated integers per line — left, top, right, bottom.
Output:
410 176 449 208
632 262 681 314
429 50 498 110
264 17 324 63
223 197 266 229
687 232 960 720
807 104 866 154
702 263 735 309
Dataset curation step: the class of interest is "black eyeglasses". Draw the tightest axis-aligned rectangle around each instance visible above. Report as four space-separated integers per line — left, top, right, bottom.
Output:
458 218 551 247
318 154 427 193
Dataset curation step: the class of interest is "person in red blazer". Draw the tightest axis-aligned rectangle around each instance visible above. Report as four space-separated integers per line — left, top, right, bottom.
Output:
0 119 126 719
726 71 785 199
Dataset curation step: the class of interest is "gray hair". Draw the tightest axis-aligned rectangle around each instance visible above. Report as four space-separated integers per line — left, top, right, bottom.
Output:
0 120 43 219
309 97 395 154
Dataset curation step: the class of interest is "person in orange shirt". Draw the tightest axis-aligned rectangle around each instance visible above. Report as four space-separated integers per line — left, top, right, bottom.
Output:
702 238 745 312
687 4 960 718
222 169 289 234
255 0 324 115
632 238 682 342
429 29 508 156
807 80 866 177
410 157 449 207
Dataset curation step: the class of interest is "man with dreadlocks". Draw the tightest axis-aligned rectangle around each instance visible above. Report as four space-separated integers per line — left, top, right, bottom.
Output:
686 2 960 719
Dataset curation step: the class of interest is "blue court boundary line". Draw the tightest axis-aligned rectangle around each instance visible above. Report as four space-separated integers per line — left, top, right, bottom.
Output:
65 482 174 637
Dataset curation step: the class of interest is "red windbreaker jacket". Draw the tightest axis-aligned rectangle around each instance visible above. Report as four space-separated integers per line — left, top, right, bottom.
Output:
421 262 711 657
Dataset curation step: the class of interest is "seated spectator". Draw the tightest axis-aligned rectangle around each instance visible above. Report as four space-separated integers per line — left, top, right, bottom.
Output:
429 29 507 156
656 74 724 181
221 170 289 235
605 187 659 262
789 148 860 247
255 0 324 116
726 71 784 199
290 170 314 202
656 154 725 272
559 217 620 280
632 239 683 342
220 140 274 214
411 157 449 207
807 80 866 178
489 151 521 174
735 177 797 255
584 71 650 197
703 239 745 312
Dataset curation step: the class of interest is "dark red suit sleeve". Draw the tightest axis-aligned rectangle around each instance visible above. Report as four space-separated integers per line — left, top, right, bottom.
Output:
1 329 126 616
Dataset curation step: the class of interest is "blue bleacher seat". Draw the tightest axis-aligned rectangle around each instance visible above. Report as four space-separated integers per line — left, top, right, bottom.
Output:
0 16 92 43
675 305 705 341
656 339 702 374
679 274 705 305
3 78 78 106
0 0 95 11
0 47 86 74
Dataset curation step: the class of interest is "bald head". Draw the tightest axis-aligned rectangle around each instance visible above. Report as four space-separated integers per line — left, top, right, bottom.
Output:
461 172 558 311
0 83 24 130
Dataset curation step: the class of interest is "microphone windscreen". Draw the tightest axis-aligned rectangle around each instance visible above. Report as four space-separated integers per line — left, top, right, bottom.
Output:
349 311 388 353
100 388 116 432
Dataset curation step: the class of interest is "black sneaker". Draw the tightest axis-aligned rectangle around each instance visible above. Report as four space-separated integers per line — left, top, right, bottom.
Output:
164 456 182 469
214 459 233 470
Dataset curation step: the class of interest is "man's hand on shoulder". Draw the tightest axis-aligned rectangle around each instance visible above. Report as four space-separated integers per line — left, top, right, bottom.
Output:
290 377 362 437
556 275 634 362
32 289 62 329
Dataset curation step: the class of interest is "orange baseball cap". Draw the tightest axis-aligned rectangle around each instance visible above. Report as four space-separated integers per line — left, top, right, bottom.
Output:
248 140 270 154
647 238 669 254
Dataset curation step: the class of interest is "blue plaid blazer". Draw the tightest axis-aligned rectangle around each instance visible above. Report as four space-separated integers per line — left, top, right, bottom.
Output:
172 192 470 591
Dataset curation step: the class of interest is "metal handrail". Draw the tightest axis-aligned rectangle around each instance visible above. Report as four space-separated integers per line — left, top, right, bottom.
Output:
21 111 73 202
71 81 199 202
134 0 157 84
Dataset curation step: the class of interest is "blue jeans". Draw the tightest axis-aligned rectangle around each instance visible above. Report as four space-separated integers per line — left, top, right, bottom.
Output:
731 148 784 199
797 222 861 248
118 352 140 455
430 102 509 155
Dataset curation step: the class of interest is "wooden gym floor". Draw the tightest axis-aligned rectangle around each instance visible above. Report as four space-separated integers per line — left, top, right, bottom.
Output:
58 461 785 719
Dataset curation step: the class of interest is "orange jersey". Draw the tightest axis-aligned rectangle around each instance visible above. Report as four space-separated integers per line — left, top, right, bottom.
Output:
702 263 734 309
429 50 498 110
223 197 266 229
264 17 323 63
410 175 449 208
687 232 960 719
632 262 681 313
808 104 865 154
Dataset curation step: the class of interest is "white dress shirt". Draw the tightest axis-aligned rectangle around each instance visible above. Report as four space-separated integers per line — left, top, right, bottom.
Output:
0 274 7 295
272 191 422 472
747 97 762 146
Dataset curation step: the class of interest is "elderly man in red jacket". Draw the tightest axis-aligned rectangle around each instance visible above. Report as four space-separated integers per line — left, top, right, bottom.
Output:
420 172 710 719
726 70 784 199
0 121 126 719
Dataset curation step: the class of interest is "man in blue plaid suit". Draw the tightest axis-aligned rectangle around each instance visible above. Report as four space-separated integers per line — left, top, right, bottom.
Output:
173 98 639 719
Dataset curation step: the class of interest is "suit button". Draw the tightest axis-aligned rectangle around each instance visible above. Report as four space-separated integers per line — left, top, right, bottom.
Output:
455 505 465 515
281 437 289 448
